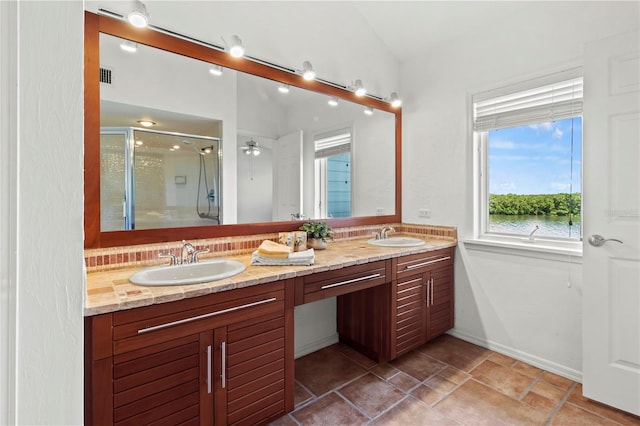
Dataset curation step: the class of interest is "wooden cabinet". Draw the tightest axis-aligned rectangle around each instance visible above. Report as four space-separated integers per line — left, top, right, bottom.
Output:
391 247 454 358
295 260 392 363
85 280 294 426
294 260 389 305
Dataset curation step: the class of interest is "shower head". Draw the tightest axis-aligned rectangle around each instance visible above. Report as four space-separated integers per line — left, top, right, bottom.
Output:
182 140 205 155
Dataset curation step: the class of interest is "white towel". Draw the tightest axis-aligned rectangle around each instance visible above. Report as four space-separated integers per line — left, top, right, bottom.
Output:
251 248 315 266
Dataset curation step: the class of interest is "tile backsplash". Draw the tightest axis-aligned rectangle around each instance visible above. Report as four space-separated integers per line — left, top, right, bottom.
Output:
84 223 457 272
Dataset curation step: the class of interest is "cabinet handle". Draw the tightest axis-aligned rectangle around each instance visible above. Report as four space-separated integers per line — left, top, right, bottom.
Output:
221 341 226 389
405 256 451 270
206 345 212 394
425 278 431 307
137 297 278 334
430 278 434 306
321 273 382 290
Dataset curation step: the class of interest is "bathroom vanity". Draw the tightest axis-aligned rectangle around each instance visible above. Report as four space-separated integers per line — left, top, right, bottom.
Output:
84 236 455 425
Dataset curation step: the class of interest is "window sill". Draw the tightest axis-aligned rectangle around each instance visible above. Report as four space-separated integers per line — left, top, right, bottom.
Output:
461 235 582 263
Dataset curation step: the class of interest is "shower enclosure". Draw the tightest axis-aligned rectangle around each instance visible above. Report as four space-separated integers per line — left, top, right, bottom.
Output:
100 127 221 231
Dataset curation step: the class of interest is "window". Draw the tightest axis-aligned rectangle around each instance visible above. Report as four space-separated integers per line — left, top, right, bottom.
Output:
314 129 352 218
473 71 583 243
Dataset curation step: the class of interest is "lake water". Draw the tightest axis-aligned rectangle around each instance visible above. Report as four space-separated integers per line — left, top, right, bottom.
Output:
489 215 581 240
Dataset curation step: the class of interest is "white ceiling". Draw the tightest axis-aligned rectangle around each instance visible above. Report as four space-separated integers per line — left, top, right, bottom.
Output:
89 0 636 96
351 1 533 63
91 1 558 63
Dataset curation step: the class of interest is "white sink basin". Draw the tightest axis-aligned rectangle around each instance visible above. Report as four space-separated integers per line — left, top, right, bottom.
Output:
367 236 426 247
129 258 246 286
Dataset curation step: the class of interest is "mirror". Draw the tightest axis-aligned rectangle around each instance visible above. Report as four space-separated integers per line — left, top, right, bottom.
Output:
85 12 401 248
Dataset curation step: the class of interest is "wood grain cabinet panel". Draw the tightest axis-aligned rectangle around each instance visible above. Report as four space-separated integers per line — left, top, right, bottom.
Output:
85 280 293 426
391 247 454 359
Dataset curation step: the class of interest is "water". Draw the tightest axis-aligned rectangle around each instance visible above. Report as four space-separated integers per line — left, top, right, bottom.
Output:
489 215 581 240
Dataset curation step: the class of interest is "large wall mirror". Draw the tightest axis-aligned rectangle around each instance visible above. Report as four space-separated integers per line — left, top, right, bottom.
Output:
85 12 401 248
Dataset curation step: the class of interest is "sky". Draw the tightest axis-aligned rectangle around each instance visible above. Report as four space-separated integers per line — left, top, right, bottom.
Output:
488 117 582 195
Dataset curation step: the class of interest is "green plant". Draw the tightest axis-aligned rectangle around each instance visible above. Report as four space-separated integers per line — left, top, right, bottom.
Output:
299 221 333 242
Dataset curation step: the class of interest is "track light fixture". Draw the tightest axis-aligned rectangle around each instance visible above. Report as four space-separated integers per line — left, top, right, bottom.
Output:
126 0 150 28
278 84 290 94
354 80 366 96
364 107 374 116
209 65 223 76
228 35 245 58
328 96 339 107
302 61 315 80
389 92 402 107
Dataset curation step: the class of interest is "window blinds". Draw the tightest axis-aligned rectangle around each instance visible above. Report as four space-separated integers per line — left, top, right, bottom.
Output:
314 130 351 159
473 75 583 132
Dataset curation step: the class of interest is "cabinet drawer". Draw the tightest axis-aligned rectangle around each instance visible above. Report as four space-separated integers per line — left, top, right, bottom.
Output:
299 260 389 304
394 247 453 279
112 281 285 354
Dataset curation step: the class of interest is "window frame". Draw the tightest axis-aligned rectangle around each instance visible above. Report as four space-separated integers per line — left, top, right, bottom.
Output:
469 71 584 257
313 127 353 219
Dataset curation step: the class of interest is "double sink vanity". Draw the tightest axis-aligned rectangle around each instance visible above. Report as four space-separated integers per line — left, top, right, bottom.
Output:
84 228 456 425
83 11 454 425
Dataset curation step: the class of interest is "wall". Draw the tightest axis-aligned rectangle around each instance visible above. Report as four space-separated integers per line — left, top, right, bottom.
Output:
400 2 639 379
237 135 275 223
1 1 85 424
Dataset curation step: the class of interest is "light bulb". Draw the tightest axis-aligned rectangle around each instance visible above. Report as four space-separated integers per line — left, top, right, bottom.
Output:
328 97 339 107
390 92 402 108
126 1 149 28
229 35 244 58
302 61 315 80
209 65 223 76
120 41 138 53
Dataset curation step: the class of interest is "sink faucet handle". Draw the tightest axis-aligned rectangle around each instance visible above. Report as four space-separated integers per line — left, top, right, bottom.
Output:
158 253 178 266
192 248 210 263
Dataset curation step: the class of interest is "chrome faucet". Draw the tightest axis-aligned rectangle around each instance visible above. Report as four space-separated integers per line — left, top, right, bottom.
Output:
192 247 210 263
528 225 540 241
181 240 196 264
380 226 396 239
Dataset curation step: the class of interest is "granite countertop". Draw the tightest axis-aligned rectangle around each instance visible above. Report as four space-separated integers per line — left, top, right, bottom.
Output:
84 235 456 316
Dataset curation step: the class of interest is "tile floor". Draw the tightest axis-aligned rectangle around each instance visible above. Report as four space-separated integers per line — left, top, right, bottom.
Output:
273 335 640 425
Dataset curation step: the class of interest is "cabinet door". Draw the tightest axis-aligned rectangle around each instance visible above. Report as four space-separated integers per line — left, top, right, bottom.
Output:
221 310 288 426
112 332 211 426
394 274 426 358
426 264 454 341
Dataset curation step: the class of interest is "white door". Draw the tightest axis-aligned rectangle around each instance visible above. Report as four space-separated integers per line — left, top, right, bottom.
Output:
272 130 303 221
583 29 640 415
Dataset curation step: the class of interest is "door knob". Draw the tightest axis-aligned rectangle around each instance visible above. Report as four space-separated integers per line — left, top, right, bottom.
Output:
588 234 623 247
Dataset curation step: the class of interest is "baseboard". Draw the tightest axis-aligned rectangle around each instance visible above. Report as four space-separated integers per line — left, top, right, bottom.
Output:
447 329 583 383
294 333 339 359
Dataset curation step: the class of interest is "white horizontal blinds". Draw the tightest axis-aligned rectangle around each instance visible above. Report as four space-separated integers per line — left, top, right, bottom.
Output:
314 129 351 158
474 75 583 132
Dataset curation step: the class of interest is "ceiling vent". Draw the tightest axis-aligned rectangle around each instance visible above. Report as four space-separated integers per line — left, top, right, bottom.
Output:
100 67 112 85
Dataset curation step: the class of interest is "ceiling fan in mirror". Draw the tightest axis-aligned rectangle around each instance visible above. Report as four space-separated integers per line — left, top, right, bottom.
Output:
240 138 270 180
240 139 268 156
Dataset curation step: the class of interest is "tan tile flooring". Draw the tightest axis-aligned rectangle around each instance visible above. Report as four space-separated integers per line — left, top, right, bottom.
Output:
273 335 640 425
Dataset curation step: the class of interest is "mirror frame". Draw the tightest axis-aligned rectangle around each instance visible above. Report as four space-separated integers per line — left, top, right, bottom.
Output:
84 11 402 248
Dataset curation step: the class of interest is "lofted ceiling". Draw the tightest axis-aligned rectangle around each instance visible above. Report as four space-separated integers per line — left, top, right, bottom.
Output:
88 1 634 97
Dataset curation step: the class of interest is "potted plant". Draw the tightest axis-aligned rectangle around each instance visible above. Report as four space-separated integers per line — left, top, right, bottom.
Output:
299 221 333 250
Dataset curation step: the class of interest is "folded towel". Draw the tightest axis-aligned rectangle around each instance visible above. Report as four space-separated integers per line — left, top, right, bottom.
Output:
257 240 293 259
251 248 315 266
